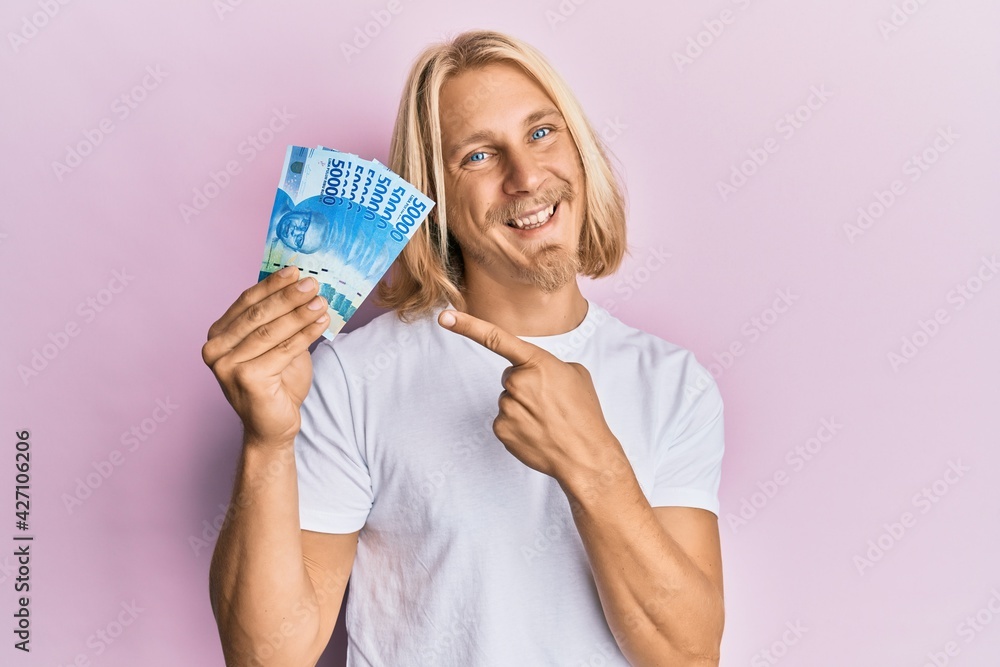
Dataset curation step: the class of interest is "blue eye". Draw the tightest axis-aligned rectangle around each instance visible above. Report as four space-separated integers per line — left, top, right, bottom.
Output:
532 127 551 140
468 151 486 163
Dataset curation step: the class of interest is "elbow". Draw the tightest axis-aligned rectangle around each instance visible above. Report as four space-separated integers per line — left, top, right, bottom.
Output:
681 637 722 667
676 635 722 667
675 640 722 667
675 593 725 667
698 590 725 662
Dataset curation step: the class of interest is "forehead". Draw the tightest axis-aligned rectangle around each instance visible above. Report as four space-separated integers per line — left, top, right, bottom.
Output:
438 62 556 142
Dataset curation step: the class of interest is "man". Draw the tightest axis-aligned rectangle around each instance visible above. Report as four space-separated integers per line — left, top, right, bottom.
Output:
204 29 725 667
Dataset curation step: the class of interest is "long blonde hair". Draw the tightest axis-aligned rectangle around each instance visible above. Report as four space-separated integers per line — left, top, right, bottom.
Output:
373 29 629 322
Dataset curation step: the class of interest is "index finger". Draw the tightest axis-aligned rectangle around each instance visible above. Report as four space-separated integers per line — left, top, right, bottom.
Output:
438 309 544 366
208 266 302 339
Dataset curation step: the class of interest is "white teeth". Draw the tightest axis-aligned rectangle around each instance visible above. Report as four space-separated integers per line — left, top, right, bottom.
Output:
508 203 557 229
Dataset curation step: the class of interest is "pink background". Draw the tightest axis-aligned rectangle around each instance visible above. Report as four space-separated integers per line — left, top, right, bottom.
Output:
2 1 998 665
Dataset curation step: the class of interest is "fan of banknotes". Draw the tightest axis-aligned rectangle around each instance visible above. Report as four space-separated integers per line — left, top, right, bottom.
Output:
258 145 435 340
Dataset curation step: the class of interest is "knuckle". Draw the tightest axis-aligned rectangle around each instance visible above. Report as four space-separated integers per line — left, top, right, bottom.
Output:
254 322 274 342
484 330 503 352
236 286 255 307
276 335 296 356
229 362 255 386
201 340 216 366
212 357 235 384
245 302 266 324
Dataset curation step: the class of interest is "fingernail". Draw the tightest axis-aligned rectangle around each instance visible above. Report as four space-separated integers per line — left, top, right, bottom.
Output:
297 277 316 291
307 296 325 310
440 311 456 327
279 266 296 277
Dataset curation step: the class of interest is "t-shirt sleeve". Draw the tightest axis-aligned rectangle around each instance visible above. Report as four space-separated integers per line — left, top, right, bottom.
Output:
294 339 373 533
650 353 725 517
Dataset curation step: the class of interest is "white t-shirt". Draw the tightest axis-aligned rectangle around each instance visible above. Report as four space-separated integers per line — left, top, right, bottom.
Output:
294 297 725 666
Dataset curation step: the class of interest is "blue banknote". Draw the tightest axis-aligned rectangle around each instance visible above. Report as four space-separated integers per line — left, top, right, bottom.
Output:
258 145 435 339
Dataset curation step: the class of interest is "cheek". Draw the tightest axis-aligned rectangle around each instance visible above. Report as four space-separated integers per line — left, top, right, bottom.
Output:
549 147 584 182
461 190 493 221
444 202 479 239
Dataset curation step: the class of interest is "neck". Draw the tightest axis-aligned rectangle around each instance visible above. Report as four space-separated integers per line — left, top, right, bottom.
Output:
456 273 589 337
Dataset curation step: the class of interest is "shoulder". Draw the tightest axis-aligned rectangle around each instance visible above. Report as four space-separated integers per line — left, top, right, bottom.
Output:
591 303 699 371
592 304 721 409
310 305 442 373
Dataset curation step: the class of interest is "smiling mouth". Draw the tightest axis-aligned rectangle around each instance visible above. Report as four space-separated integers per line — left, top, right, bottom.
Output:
505 201 560 230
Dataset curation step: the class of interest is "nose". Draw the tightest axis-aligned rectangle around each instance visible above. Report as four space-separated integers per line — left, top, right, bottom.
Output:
502 145 547 197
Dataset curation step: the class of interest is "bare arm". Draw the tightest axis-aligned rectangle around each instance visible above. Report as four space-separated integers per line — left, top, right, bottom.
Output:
432 308 725 665
202 267 359 666
209 437 359 666
559 441 725 667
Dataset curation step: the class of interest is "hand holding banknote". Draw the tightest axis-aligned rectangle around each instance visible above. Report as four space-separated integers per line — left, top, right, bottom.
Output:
201 267 331 447
202 145 434 446
258 145 435 339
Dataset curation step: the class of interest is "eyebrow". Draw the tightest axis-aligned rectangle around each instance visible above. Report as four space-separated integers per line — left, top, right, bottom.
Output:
446 106 563 160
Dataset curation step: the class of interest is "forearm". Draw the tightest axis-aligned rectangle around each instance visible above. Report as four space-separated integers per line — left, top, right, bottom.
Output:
559 446 724 667
209 436 327 666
